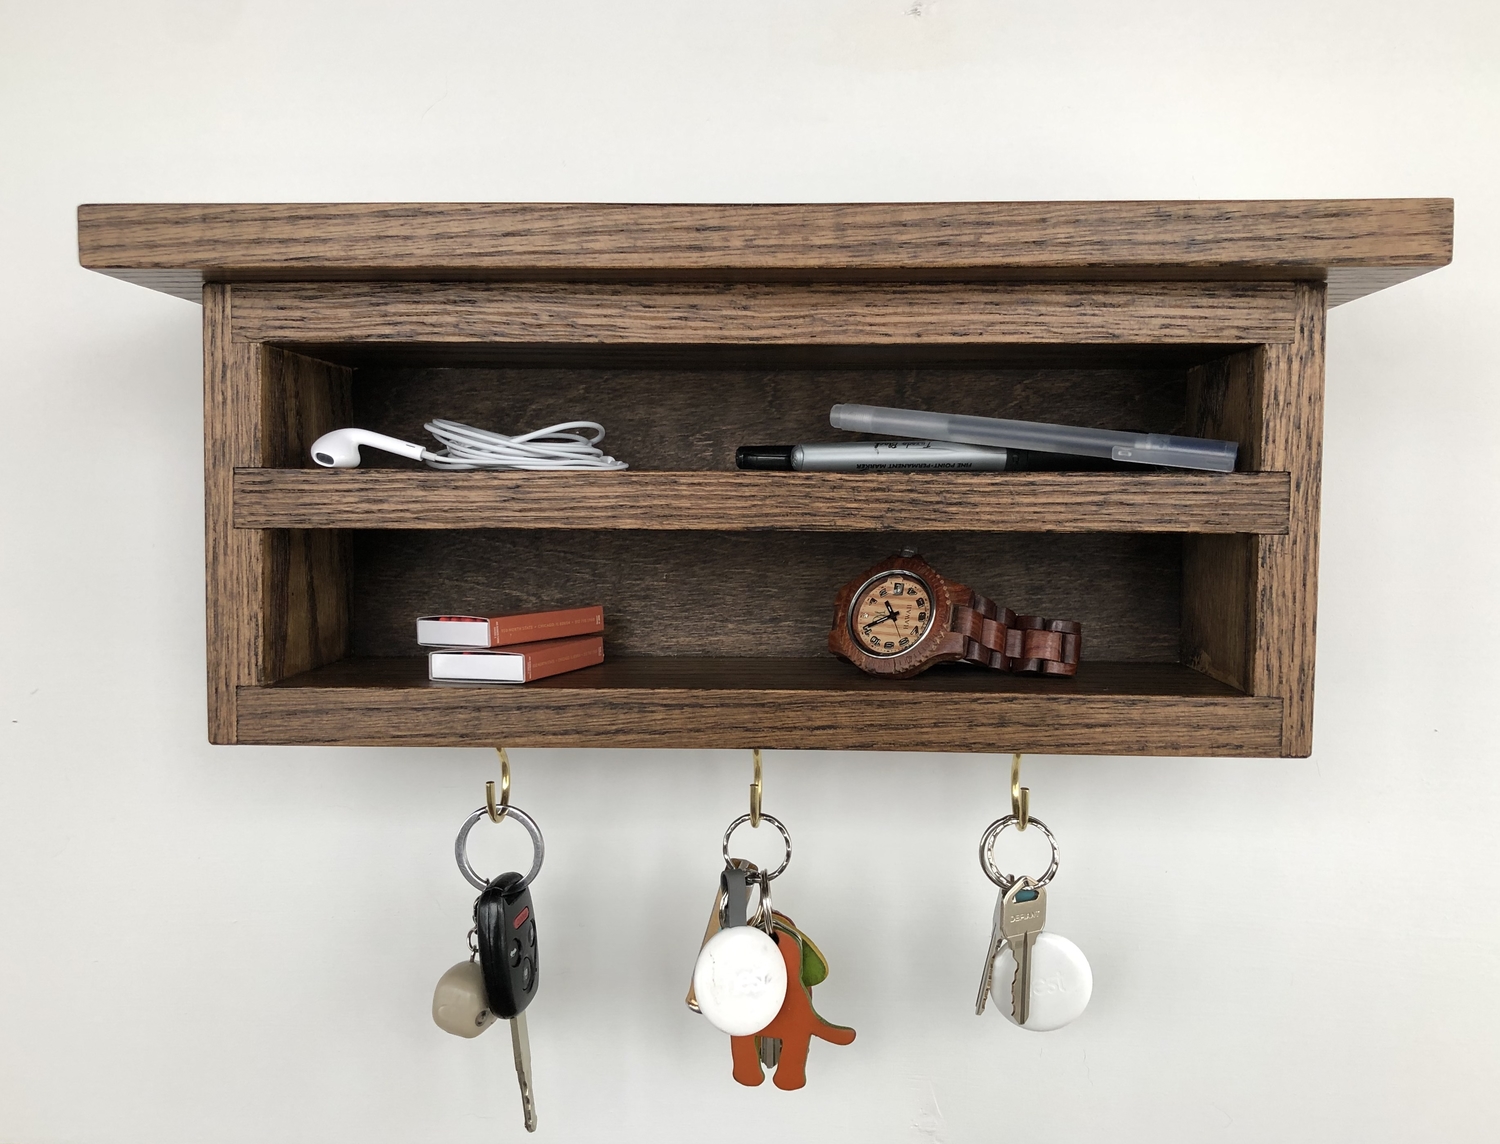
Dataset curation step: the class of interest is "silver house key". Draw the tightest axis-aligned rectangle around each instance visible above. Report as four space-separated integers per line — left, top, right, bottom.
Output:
975 884 1008 1015
975 811 1059 1019
999 879 1047 1025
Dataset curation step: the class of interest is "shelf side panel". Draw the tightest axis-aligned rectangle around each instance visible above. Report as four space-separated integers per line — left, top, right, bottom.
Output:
204 286 265 742
1252 283 1326 755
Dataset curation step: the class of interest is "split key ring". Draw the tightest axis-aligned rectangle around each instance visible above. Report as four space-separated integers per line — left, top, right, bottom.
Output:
455 804 545 892
979 814 1059 890
722 812 792 881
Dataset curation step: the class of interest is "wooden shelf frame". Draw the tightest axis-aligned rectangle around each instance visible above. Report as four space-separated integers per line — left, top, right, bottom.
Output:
78 200 1453 757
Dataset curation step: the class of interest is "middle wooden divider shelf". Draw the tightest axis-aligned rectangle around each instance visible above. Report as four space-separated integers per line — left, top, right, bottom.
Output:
233 469 1290 533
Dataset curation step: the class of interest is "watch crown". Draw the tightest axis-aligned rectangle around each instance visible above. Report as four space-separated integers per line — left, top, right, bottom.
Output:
899 546 918 558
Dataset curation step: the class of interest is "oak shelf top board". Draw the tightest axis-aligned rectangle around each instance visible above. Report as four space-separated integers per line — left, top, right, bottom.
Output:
79 199 1452 306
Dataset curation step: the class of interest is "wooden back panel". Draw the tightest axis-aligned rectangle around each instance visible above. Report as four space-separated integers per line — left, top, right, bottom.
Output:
350 360 1191 473
350 529 1182 662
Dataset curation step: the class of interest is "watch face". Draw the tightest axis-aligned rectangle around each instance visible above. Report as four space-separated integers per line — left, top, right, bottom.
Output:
848 570 935 657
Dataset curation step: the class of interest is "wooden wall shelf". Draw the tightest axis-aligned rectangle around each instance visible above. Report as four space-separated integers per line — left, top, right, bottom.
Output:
78 200 1453 756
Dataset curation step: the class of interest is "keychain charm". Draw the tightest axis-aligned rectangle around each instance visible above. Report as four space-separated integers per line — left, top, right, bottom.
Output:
432 760 544 1133
691 816 791 1037
689 753 855 1090
974 764 1092 1032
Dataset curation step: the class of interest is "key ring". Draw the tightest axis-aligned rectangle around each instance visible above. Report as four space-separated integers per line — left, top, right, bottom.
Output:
753 871 776 936
455 804 545 892
722 813 792 881
979 814 1058 890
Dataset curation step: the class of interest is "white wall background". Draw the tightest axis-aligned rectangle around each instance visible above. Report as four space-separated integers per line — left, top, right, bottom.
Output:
3 3 1498 1141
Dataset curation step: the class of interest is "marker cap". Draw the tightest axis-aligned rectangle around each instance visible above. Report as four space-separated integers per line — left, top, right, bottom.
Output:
735 445 796 471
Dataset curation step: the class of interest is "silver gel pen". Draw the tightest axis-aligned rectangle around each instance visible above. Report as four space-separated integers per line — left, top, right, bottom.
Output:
735 440 1126 473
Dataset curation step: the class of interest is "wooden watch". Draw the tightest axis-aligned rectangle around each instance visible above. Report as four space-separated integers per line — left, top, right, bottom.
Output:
828 551 1082 680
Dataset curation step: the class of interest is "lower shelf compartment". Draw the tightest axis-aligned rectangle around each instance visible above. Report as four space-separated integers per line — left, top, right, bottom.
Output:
236 658 1283 755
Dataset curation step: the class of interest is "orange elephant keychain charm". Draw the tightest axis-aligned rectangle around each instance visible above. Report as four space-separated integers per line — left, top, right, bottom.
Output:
690 753 855 1090
730 915 855 1090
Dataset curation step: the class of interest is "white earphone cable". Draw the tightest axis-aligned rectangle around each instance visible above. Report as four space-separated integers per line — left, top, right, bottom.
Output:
419 418 628 471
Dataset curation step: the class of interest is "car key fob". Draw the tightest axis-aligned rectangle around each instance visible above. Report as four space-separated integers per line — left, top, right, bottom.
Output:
475 871 538 1020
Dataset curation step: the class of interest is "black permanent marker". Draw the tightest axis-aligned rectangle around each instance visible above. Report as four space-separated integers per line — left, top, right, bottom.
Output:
734 441 1128 472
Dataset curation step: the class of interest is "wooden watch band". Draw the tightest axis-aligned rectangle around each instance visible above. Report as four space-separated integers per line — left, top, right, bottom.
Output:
947 585 1082 677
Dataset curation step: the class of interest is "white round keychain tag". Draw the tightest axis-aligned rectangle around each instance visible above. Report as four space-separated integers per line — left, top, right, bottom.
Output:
692 923 788 1036
991 931 1092 1031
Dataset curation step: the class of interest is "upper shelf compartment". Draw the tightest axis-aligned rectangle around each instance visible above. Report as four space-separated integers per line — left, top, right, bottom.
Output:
77 199 1453 306
237 334 1290 533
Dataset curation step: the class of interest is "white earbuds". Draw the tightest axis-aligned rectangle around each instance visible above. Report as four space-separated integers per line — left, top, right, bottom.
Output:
310 428 430 468
308 420 628 471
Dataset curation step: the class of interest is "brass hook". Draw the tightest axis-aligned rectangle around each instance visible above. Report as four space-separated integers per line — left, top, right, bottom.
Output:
750 747 763 828
486 747 511 823
1010 752 1029 831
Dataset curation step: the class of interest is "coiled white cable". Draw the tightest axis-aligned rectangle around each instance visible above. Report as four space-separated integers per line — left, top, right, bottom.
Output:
420 418 628 471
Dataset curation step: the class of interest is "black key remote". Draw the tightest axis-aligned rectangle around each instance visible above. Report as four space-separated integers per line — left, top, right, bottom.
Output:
475 872 539 1020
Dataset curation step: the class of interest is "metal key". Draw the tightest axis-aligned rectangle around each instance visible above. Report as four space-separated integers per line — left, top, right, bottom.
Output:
686 859 758 1012
510 1011 537 1132
475 873 541 1132
975 883 1009 1015
999 879 1047 1026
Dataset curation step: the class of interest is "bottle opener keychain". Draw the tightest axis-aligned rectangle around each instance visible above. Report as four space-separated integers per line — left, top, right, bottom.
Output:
431 752 544 1132
688 750 855 1090
974 755 1093 1032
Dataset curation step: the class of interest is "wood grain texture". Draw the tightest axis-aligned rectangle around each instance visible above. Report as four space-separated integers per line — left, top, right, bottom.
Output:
259 346 352 467
258 349 355 682
78 200 1453 308
75 266 1440 310
1180 534 1255 691
1180 349 1261 691
1185 350 1262 468
233 469 1290 534
348 530 1183 662
349 360 1190 472
262 530 351 680
279 343 1262 370
203 285 264 743
163 207 1371 755
233 657 1284 755
1251 283 1326 755
227 281 1298 347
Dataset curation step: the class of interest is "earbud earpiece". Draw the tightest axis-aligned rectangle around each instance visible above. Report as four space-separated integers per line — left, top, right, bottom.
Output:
309 428 430 468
